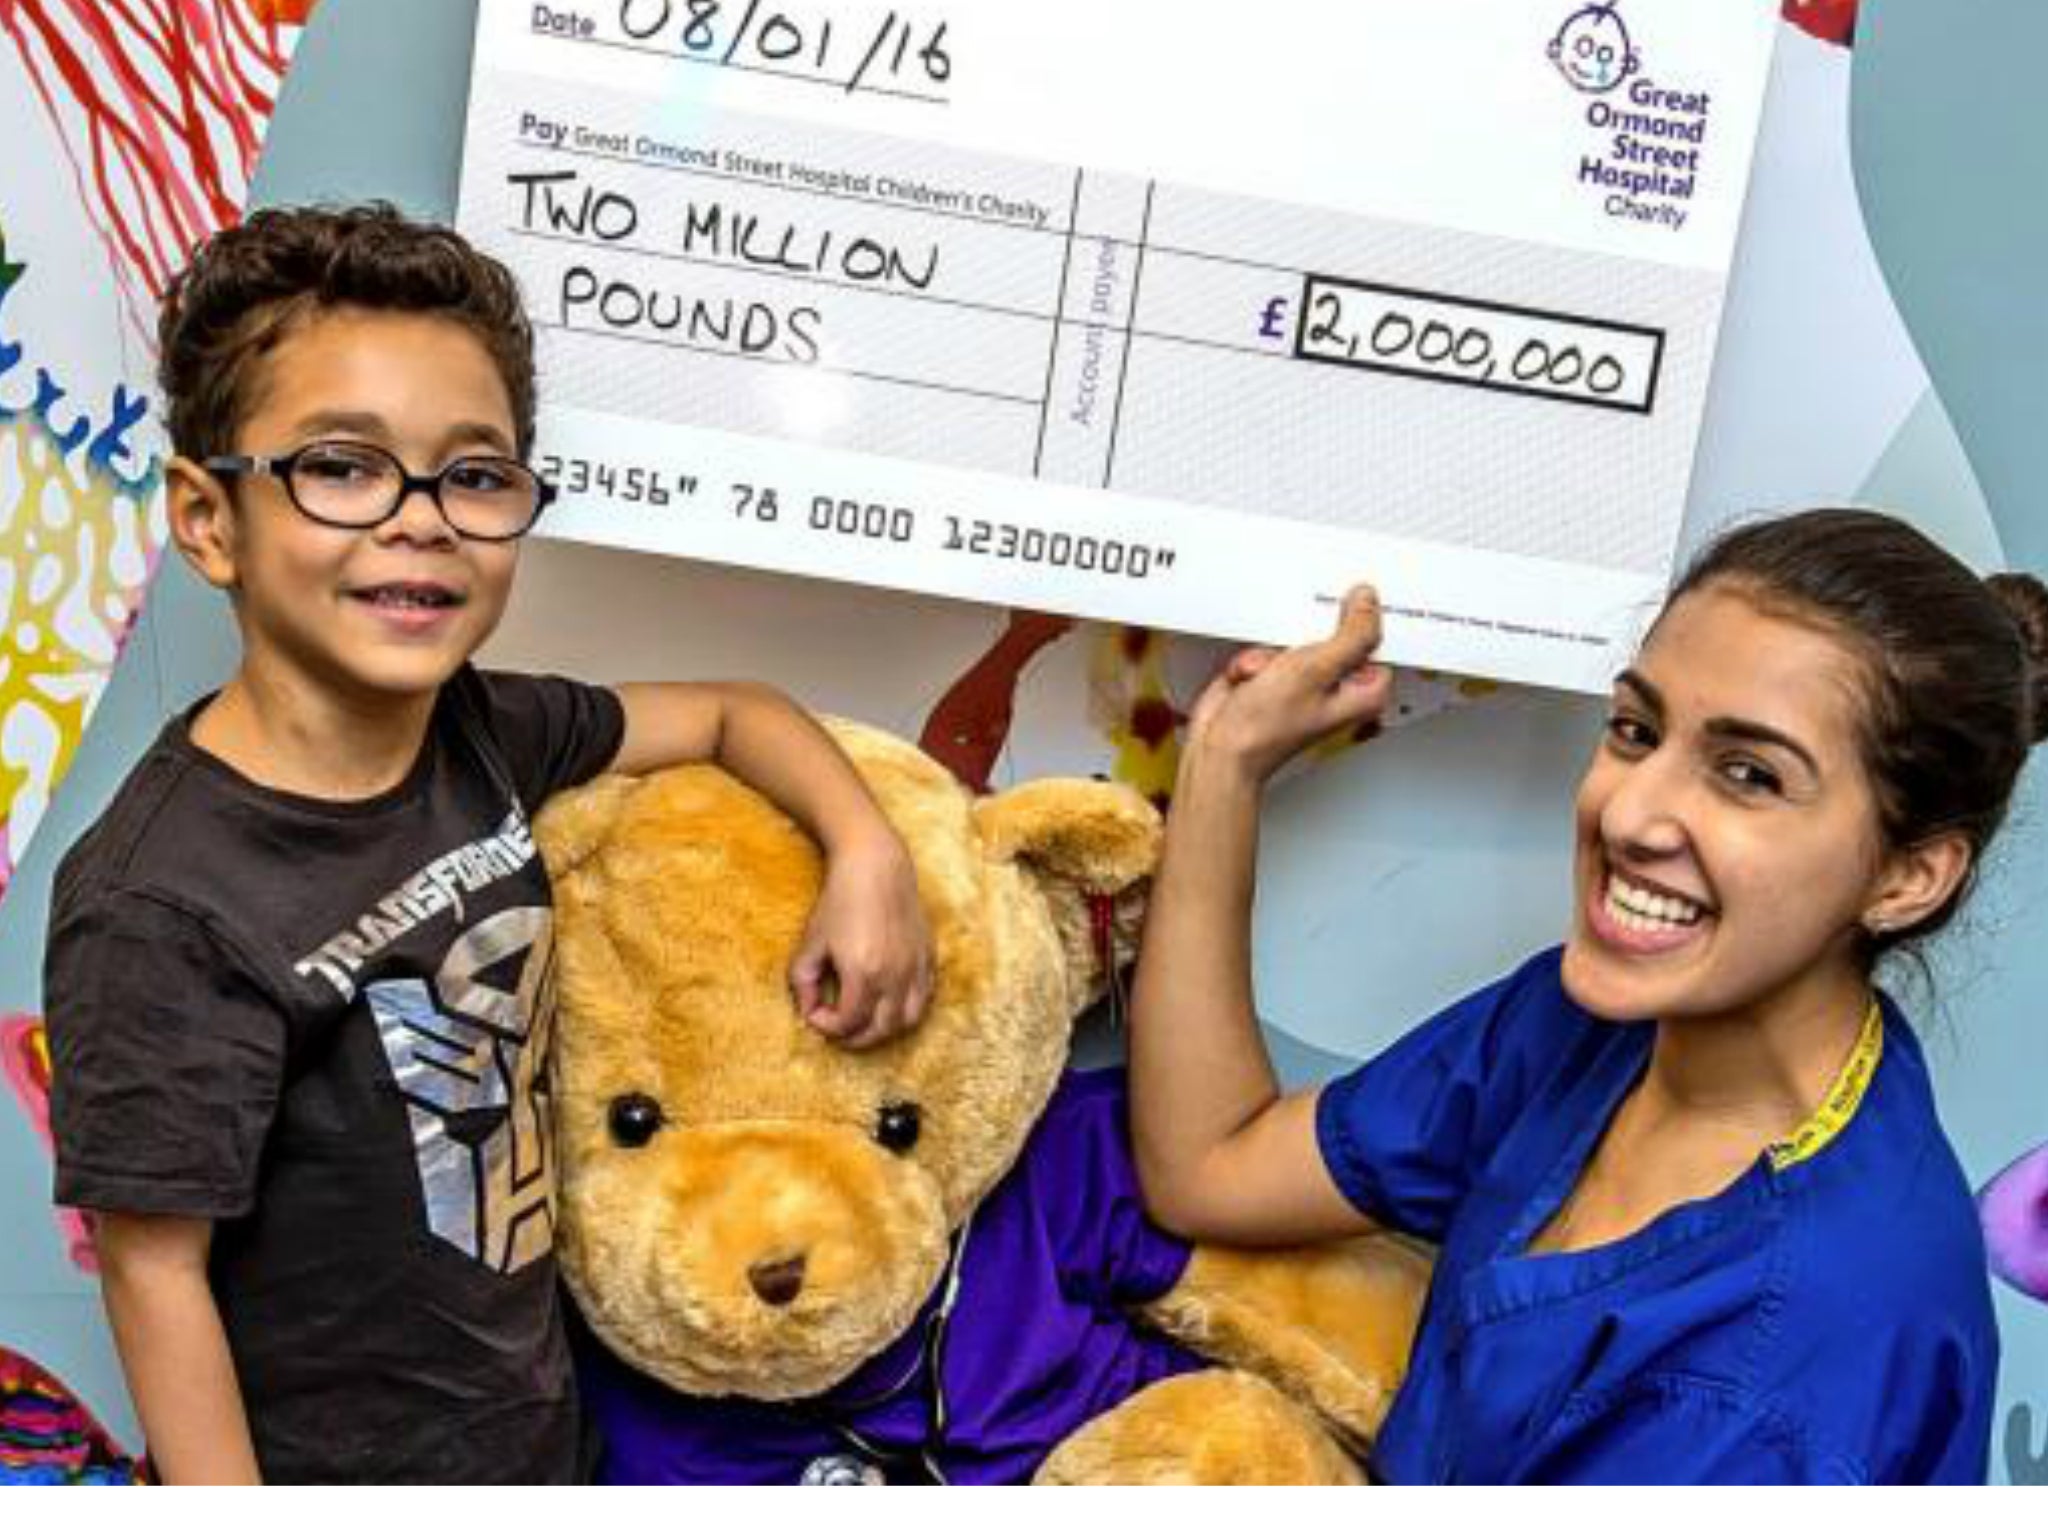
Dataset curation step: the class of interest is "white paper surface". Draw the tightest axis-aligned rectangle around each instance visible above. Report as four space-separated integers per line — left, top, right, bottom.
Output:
458 0 1780 690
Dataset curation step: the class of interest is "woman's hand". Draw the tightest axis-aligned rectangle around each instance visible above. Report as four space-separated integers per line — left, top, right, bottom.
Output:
789 832 935 1050
1186 586 1394 785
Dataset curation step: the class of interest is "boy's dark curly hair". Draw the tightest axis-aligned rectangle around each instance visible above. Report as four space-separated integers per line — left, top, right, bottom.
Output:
157 202 536 459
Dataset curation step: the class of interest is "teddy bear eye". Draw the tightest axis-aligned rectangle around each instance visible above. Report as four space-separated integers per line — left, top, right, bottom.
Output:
875 1101 921 1155
608 1092 666 1148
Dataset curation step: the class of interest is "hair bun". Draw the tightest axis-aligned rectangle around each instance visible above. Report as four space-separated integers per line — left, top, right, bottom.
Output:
1987 572 2048 744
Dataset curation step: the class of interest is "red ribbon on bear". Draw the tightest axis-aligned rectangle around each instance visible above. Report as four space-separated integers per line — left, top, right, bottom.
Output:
1087 893 1128 1030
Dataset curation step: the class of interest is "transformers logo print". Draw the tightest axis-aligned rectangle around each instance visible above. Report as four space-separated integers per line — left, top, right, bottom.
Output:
295 810 543 1001
367 906 558 1274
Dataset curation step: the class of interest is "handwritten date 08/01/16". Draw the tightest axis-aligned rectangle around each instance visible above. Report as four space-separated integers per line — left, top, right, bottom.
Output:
730 483 1175 580
605 1 951 95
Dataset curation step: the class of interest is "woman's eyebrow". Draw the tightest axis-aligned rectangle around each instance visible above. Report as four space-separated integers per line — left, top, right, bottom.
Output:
1614 669 1662 713
1617 671 1823 775
1703 717 1821 777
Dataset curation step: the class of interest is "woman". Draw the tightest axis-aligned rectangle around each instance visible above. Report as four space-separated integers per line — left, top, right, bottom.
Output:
1131 510 2044 1483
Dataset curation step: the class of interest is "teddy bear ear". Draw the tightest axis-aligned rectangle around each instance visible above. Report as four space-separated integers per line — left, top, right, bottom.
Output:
974 780 1162 1009
533 774 637 881
972 780 1162 893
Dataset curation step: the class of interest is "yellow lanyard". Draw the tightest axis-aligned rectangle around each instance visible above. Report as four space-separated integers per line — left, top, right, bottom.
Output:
1766 998 1884 1172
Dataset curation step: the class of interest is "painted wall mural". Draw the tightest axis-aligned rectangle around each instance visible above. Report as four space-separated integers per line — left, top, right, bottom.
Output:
0 1344 140 1485
0 0 306 346
2 0 2046 1483
0 0 314 1478
0 0 316 890
0 1012 90 1272
1983 1143 2048 1307
1983 1145 2048 1485
2008 1404 2048 1486
0 229 162 895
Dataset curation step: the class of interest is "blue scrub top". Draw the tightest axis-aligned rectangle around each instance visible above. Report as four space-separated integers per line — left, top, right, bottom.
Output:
1316 949 1997 1484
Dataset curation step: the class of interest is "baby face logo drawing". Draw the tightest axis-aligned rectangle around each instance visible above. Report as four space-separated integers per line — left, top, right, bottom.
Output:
1550 4 1640 94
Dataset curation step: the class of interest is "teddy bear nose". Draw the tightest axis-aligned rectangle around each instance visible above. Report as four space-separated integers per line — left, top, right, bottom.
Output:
747 1253 808 1307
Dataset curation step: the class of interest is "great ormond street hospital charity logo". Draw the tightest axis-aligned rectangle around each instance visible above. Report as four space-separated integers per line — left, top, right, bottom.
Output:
1550 3 1641 94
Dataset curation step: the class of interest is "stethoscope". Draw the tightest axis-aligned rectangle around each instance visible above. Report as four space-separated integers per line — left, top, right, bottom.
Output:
793 1208 977 1486
795 908 1128 1485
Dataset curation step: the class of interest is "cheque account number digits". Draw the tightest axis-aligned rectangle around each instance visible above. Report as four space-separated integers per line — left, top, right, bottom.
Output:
726 482 1176 583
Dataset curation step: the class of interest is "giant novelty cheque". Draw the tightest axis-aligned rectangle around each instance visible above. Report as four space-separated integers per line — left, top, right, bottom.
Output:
457 0 1780 691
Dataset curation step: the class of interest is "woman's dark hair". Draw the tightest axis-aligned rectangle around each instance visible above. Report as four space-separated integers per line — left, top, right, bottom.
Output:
1668 508 2048 953
157 202 536 460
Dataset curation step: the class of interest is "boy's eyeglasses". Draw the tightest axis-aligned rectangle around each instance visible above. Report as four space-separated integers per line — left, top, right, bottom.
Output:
203 441 556 543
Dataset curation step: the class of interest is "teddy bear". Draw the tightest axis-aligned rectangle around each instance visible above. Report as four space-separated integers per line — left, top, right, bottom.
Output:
535 721 1430 1484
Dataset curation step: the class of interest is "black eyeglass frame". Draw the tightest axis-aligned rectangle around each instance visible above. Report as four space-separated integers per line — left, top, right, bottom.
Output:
202 441 558 543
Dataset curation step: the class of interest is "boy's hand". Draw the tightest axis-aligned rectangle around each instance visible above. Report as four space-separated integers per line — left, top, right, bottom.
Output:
789 833 934 1049
1187 585 1394 785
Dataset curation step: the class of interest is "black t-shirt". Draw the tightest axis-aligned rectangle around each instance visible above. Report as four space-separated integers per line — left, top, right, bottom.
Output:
46 667 625 1484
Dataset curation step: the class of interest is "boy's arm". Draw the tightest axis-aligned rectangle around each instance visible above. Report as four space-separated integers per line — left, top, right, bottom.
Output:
608 680 883 840
609 681 932 1046
96 1212 261 1484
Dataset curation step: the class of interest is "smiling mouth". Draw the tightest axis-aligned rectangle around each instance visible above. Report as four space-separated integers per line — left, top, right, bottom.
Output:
353 582 463 611
1600 870 1712 936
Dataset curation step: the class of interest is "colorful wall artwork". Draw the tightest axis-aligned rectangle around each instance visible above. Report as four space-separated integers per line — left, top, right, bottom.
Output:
0 0 304 346
1983 1144 2048 1307
0 0 315 1475
0 0 315 891
0 1013 90 1271
1983 1146 2048 1484
0 230 161 896
0 0 2045 1483
0 1343 140 1485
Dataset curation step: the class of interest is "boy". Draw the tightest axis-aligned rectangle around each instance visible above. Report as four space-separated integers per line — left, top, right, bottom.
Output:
44 204 933 1483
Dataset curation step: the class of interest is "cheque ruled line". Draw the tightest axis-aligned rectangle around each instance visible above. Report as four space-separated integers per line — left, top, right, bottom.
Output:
510 215 1321 365
1101 182 1156 491
537 318 1044 408
507 225 1059 325
1290 346 1655 416
514 213 1561 407
522 213 1312 369
517 135 1073 238
529 232 1310 369
1123 324 1651 414
539 30 946 106
1032 169 1085 478
511 137 1314 278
